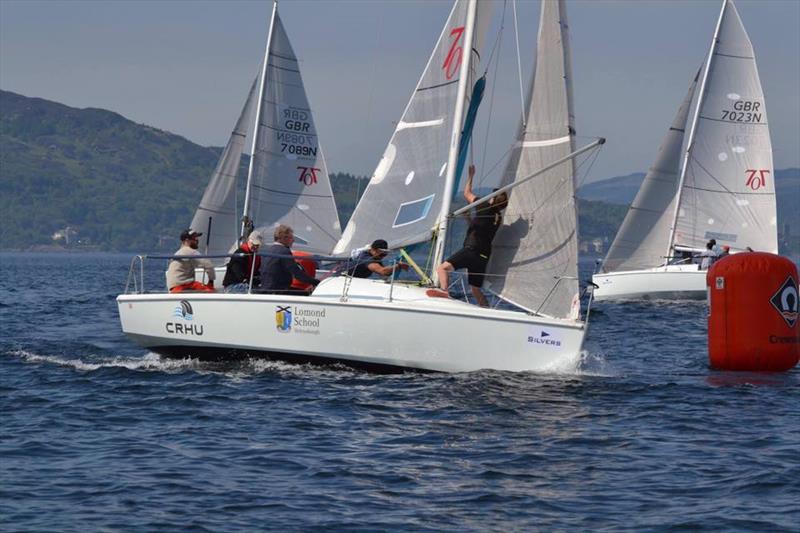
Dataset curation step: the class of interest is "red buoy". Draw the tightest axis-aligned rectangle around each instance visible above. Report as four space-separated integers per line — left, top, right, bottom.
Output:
707 252 799 371
290 251 318 291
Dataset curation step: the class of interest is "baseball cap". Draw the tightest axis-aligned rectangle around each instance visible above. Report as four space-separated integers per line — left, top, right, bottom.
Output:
370 239 389 252
180 228 203 241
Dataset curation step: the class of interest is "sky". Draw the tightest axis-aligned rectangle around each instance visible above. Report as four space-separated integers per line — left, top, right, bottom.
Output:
1 0 798 185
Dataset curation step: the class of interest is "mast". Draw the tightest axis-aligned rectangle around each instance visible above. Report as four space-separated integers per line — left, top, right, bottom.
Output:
431 0 479 283
666 0 727 257
241 0 278 239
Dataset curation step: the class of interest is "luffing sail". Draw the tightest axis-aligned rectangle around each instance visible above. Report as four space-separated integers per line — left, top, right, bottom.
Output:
602 72 699 273
333 0 491 255
248 12 341 255
190 78 258 262
672 0 776 254
485 0 580 320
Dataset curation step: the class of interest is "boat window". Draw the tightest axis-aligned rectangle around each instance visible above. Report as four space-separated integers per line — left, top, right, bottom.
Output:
392 194 435 228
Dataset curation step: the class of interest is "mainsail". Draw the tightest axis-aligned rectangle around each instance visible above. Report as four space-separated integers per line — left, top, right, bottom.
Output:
247 11 341 255
485 0 579 319
190 78 258 261
672 0 776 254
333 0 491 255
602 72 699 272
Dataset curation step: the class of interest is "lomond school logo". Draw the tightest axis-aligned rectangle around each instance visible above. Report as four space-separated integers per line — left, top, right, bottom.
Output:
172 300 194 321
770 277 798 328
275 306 292 333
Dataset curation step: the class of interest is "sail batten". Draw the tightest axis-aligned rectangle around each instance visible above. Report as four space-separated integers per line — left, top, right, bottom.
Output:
485 0 580 320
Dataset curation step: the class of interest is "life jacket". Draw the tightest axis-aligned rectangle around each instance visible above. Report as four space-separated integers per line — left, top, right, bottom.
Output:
290 251 318 290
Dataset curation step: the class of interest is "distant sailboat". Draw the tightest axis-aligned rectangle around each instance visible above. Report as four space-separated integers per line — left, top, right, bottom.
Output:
189 0 340 270
593 0 776 301
119 0 604 372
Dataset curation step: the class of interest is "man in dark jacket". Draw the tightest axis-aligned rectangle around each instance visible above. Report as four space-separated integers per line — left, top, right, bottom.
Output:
256 225 319 294
222 230 263 292
344 239 409 278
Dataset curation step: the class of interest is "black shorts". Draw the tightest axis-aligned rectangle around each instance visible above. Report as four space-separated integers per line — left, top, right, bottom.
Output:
445 247 489 288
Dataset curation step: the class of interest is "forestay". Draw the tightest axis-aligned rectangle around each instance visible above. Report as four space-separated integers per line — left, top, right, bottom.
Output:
602 72 699 272
672 0 776 254
190 78 258 262
485 0 579 320
333 0 491 255
248 12 341 254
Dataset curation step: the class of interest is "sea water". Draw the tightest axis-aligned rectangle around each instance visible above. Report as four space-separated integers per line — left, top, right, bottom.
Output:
1 252 798 531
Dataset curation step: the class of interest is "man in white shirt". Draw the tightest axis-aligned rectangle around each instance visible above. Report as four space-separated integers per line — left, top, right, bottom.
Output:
698 239 718 270
165 229 216 292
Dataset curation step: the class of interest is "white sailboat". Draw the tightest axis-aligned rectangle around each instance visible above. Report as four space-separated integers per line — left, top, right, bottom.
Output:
118 0 603 372
593 0 777 301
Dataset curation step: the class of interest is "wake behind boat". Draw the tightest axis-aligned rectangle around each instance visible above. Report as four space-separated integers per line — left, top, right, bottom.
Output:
593 0 777 301
118 0 604 372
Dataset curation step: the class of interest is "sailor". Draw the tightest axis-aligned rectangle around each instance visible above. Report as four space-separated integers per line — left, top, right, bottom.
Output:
343 239 409 278
435 165 508 307
222 230 263 292
256 225 319 294
166 229 216 293
698 239 718 270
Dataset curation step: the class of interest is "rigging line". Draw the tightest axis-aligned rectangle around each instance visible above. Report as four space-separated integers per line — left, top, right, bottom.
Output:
574 144 603 190
690 157 739 195
512 0 526 128
479 0 507 186
478 144 514 188
482 0 506 76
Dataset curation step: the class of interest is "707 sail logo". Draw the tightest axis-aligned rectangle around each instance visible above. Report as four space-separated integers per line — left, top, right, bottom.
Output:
745 169 769 191
442 26 464 80
297 166 320 186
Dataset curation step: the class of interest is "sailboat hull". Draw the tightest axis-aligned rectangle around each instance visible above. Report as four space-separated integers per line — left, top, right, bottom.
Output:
592 264 707 301
117 279 586 373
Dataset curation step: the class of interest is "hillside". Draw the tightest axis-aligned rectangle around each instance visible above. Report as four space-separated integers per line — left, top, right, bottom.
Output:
1 90 221 250
6 90 789 254
0 90 373 251
0 90 627 252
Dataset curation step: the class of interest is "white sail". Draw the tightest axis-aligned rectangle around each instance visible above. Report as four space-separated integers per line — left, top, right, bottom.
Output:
602 72 699 272
247 11 341 255
672 0 776 254
333 0 491 255
485 0 578 319
190 78 258 261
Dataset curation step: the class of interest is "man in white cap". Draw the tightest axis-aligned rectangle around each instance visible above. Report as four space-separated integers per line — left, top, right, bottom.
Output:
166 229 216 292
223 230 264 293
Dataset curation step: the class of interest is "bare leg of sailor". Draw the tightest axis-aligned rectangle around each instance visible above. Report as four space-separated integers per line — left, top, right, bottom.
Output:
437 262 454 291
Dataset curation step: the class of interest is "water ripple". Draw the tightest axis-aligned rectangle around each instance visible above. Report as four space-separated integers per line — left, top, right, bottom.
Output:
1 253 799 530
